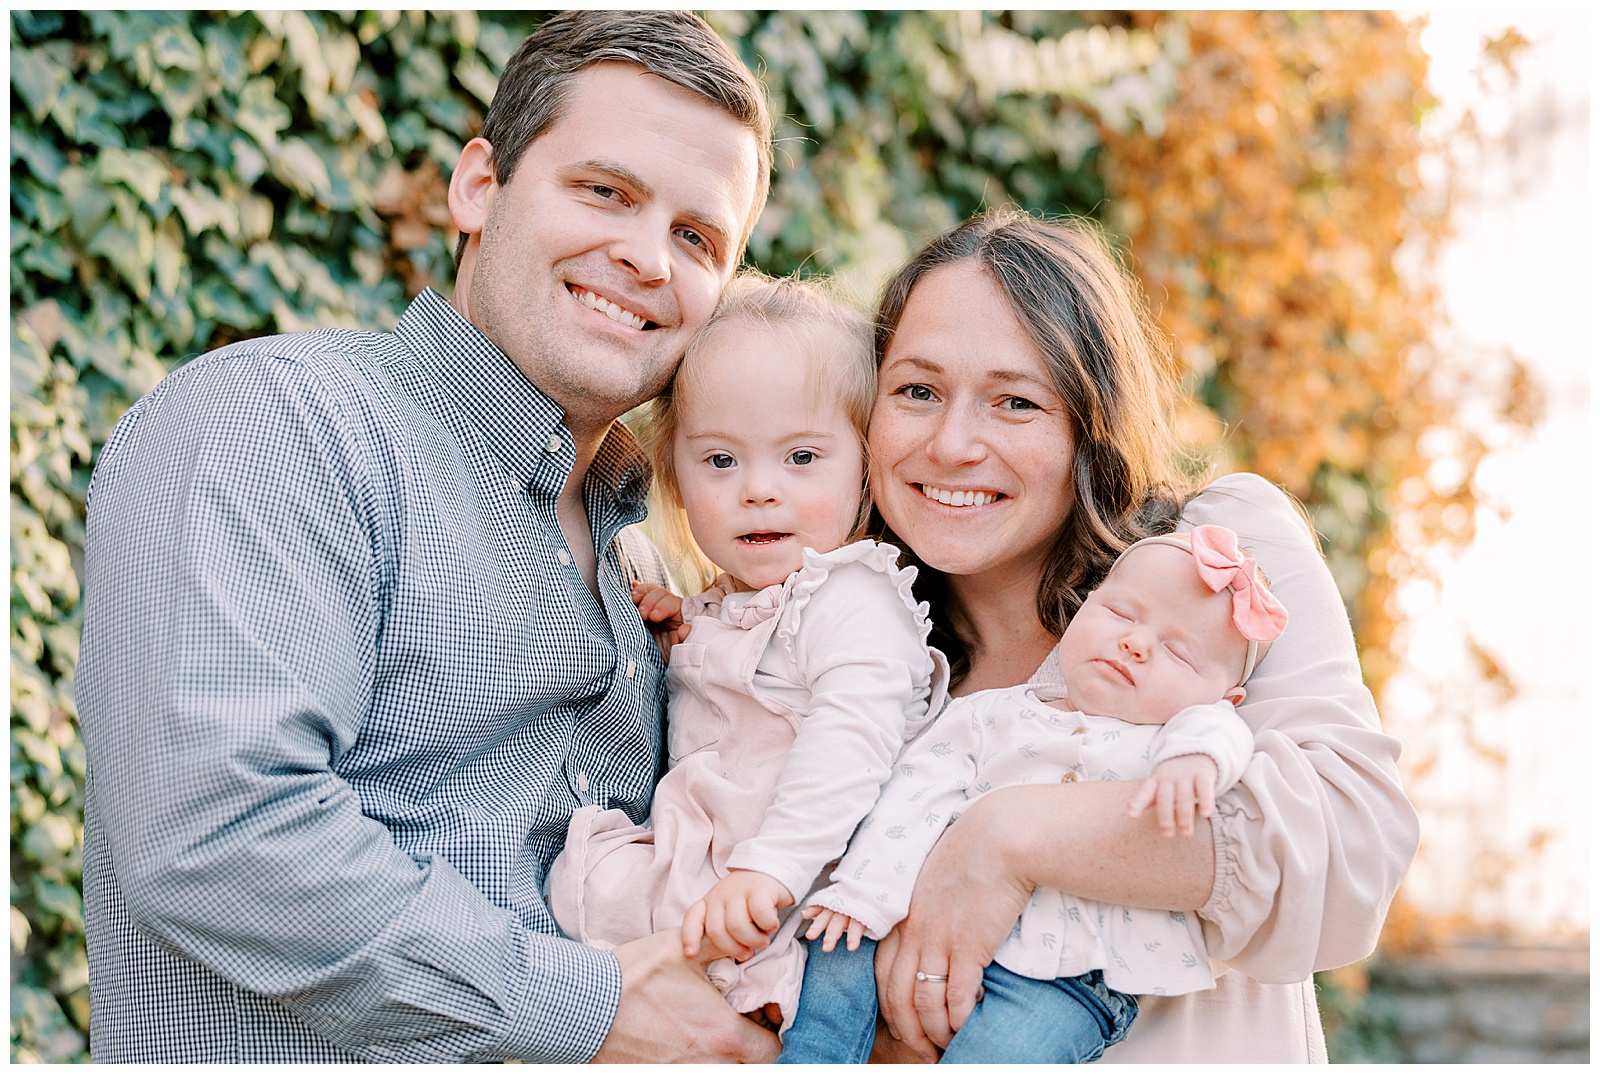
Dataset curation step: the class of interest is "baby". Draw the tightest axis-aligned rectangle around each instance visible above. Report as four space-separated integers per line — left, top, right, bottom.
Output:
778 525 1287 1063
545 274 946 1030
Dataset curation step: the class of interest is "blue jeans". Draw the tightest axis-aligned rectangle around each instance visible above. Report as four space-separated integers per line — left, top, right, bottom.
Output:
778 938 1138 1064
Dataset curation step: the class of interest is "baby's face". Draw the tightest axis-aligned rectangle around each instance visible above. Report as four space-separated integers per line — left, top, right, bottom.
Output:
1057 543 1248 724
672 321 865 590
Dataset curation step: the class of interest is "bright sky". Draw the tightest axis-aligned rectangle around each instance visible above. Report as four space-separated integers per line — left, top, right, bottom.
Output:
1385 11 1590 936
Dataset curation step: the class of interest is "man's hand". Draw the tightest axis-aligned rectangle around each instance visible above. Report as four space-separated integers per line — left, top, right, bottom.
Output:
1129 754 1219 837
593 930 779 1063
681 869 794 961
799 905 868 953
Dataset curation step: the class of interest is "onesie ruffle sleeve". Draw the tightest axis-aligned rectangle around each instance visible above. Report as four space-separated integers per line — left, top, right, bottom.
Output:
1149 700 1255 794
724 541 945 902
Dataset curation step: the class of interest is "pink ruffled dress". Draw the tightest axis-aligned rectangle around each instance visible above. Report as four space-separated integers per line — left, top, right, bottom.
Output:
547 540 946 1026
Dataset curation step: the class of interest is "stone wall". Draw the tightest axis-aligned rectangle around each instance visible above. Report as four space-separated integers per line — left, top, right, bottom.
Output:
1366 940 1589 1063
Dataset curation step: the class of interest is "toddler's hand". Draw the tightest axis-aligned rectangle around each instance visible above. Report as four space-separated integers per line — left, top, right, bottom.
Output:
799 904 868 953
1129 754 1219 837
632 582 690 652
682 869 794 962
632 582 684 626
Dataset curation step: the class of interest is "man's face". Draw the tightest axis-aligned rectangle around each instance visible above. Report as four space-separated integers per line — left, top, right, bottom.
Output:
456 63 761 435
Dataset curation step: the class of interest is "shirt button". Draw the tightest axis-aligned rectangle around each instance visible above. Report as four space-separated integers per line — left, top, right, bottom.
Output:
1060 771 1077 783
1071 727 1087 736
556 549 571 566
625 658 637 679
546 434 562 453
576 772 590 794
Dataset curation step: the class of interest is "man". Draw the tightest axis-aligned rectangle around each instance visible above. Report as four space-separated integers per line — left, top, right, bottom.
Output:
76 11 778 1062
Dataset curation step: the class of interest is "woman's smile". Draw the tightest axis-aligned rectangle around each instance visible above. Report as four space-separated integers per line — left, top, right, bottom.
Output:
916 484 1003 508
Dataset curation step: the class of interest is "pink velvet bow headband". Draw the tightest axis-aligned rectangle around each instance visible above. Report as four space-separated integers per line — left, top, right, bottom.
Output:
1110 525 1289 687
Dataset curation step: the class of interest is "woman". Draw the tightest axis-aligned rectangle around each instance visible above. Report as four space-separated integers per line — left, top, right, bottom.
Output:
861 212 1418 1062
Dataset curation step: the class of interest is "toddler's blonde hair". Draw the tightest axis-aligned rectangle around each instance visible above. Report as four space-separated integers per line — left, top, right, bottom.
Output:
647 272 876 589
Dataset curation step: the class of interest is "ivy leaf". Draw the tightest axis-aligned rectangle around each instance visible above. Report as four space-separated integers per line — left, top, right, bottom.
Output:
192 275 265 329
234 77 291 150
454 55 500 106
86 218 156 301
97 147 170 207
11 127 68 185
230 138 269 188
149 25 207 72
270 138 333 203
10 48 68 123
31 879 83 932
14 231 73 283
21 810 74 857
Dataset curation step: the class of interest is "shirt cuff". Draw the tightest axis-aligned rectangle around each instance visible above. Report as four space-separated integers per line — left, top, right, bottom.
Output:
724 846 815 906
804 885 898 942
501 933 624 1061
1201 793 1244 924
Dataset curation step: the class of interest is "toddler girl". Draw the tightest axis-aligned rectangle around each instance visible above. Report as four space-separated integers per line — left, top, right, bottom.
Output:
546 275 947 1029
778 525 1287 1063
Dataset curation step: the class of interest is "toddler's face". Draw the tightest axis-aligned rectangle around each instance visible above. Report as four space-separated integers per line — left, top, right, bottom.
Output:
672 321 865 590
1057 543 1248 724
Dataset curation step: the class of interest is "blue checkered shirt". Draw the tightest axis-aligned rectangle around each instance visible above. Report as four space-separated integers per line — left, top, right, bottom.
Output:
77 288 670 1061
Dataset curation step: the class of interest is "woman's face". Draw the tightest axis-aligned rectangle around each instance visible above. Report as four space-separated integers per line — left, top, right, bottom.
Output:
869 260 1077 590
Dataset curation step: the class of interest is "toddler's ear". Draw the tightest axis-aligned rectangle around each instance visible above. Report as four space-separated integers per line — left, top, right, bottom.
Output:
1225 686 1247 707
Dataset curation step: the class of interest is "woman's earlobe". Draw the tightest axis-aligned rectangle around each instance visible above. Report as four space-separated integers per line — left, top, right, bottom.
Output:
447 137 498 236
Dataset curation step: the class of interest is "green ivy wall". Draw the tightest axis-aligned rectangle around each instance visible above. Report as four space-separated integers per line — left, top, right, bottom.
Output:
11 11 1461 1062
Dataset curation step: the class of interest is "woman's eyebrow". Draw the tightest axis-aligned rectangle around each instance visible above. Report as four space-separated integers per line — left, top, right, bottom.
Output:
881 354 942 374
989 369 1055 390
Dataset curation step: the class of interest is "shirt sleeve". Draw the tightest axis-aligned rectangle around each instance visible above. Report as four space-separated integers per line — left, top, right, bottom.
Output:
724 557 936 901
805 697 986 939
77 348 620 1062
1149 700 1256 796
1182 473 1420 980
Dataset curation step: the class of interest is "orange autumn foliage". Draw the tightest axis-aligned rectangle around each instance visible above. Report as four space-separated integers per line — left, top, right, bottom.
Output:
1100 10 1536 695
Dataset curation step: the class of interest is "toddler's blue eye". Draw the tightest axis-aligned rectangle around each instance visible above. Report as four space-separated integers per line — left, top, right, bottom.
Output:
789 450 815 466
708 454 735 469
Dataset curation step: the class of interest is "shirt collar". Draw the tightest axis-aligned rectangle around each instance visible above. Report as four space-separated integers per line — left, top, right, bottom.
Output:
393 289 649 505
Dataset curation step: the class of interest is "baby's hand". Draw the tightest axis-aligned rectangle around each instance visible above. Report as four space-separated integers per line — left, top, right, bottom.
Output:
632 582 690 646
1129 754 1219 838
799 904 868 953
681 869 794 962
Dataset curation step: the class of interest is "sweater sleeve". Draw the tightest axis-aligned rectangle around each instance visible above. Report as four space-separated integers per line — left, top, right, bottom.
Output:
1149 700 1256 797
1183 473 1419 979
805 697 986 939
724 553 937 902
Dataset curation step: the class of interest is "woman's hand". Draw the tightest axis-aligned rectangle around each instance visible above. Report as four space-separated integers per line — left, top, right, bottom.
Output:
873 794 1033 1055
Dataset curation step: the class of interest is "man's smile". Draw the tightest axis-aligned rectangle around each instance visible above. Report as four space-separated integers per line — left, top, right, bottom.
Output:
568 284 658 331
